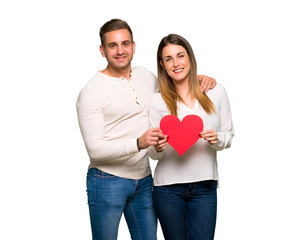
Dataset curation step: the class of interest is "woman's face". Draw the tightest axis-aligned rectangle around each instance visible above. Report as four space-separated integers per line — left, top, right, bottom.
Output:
161 44 190 84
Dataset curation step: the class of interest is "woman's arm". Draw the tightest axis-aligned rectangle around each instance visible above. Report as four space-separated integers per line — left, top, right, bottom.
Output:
201 85 234 151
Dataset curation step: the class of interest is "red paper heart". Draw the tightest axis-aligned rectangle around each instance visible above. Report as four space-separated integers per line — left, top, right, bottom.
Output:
160 115 204 156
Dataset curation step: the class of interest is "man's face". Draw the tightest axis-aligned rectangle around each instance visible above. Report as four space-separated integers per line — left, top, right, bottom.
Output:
100 29 135 71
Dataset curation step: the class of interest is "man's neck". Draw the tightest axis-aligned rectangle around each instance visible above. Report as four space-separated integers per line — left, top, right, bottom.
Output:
102 65 131 80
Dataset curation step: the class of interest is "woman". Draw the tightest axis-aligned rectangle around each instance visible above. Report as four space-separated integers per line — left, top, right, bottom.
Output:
148 34 234 240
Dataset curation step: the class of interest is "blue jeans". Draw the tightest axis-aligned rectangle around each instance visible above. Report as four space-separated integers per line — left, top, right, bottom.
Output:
86 168 157 240
153 180 217 240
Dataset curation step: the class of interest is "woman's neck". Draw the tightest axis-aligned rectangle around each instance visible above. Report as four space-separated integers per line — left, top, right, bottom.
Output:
174 81 196 109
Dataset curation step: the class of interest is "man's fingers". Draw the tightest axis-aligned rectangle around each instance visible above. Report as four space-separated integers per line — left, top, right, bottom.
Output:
152 132 165 139
199 76 216 93
149 128 163 133
200 82 208 93
148 128 164 138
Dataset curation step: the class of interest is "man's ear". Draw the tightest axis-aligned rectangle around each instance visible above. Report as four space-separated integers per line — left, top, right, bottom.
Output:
132 41 136 54
99 45 105 57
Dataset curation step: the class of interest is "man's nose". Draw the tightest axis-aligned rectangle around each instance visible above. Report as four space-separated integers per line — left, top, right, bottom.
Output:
116 45 124 54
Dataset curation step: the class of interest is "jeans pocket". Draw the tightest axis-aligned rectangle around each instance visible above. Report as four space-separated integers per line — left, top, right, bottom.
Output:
96 171 116 179
86 174 96 205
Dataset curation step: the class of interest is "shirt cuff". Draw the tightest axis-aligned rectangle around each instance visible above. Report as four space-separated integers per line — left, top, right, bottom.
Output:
210 132 225 151
126 138 140 154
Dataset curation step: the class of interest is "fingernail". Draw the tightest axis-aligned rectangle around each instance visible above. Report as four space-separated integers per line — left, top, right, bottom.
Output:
199 133 202 138
204 138 206 140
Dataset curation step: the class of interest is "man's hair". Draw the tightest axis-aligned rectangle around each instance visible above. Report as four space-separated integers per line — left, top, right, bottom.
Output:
99 19 133 46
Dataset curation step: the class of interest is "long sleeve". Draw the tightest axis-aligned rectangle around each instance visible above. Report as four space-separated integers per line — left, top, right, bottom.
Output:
209 86 234 151
148 84 234 186
147 94 167 160
148 145 163 161
76 67 156 179
76 88 138 163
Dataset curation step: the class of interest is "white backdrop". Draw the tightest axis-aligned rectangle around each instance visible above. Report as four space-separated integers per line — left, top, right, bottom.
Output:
1 0 299 239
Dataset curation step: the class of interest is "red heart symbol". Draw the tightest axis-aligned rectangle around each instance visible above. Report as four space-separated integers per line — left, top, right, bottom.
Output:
160 115 204 156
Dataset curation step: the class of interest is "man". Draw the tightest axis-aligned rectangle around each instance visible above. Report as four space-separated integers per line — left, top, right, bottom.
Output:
76 19 216 240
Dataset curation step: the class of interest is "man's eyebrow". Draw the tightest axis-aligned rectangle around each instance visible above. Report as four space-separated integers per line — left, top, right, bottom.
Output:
107 40 131 46
107 42 117 46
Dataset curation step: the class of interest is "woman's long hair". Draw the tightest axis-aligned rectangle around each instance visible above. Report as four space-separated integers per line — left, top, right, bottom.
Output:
157 34 215 116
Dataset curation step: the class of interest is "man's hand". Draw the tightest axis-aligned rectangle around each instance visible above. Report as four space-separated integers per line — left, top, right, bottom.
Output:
198 75 216 93
138 128 165 150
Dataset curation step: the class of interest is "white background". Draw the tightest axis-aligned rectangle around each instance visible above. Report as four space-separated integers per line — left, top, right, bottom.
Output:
1 0 299 239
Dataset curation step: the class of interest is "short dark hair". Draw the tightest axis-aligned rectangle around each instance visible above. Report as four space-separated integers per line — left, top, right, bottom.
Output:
99 19 133 46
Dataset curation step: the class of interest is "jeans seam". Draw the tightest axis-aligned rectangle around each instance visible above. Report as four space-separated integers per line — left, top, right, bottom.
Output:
186 216 188 240
93 175 97 206
127 201 142 240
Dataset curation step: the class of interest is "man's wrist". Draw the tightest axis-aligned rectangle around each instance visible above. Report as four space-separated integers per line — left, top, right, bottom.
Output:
137 138 141 151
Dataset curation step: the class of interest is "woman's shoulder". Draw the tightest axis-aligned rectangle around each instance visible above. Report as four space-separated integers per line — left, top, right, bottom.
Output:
151 92 164 104
153 91 162 97
207 83 227 97
150 92 169 111
213 83 226 91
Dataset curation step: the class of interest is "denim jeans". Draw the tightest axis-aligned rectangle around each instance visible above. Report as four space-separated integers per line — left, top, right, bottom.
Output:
153 180 217 240
86 168 157 240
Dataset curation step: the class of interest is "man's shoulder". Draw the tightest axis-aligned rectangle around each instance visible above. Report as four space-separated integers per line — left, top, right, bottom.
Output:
132 66 149 72
132 66 155 78
85 71 113 88
79 71 114 98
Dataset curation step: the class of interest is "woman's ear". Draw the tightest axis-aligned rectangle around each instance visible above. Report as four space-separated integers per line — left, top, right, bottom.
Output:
160 60 165 70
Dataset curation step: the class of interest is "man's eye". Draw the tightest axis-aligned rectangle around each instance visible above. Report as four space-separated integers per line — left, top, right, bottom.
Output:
109 44 116 48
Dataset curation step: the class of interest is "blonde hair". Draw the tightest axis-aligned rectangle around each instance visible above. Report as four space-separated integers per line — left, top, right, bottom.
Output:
157 34 215 116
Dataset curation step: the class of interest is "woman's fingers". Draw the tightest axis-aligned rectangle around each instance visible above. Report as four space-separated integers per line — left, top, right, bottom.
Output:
200 130 218 144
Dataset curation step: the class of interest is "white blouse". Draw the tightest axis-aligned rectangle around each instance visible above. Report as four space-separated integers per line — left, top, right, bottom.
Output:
148 84 234 186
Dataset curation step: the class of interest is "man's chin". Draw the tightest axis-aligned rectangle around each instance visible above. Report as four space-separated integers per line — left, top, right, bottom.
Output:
113 63 131 70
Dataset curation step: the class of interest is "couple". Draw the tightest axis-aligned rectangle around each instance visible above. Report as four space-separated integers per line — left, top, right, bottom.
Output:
76 19 234 240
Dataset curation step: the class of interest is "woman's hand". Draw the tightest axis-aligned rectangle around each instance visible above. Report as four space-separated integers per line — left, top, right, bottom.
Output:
200 130 218 144
155 135 168 152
